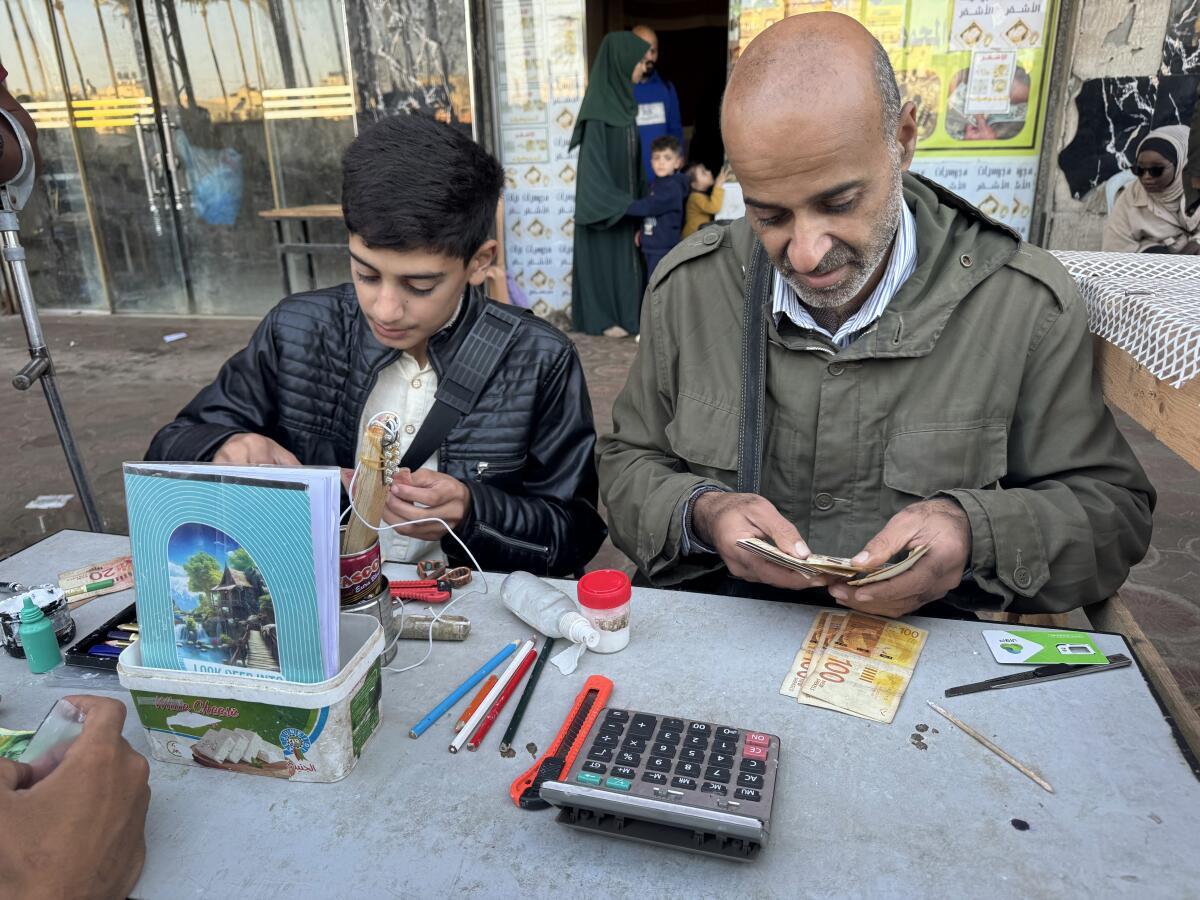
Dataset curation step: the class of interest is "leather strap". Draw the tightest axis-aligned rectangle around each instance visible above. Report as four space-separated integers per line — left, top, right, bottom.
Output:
737 240 772 494
400 303 522 471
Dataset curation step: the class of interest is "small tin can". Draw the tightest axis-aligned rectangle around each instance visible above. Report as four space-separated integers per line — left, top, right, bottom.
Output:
0 585 76 658
339 531 383 607
343 577 397 666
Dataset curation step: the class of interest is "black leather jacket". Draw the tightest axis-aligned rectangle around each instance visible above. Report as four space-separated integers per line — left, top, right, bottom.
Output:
146 284 607 576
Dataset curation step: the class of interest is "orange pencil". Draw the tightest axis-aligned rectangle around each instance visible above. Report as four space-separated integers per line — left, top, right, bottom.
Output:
454 675 498 732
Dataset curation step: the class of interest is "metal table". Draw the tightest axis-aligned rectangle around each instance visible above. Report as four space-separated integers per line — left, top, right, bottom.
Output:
3 531 1198 898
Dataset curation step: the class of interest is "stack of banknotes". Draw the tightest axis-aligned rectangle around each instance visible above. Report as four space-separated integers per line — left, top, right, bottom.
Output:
780 611 928 723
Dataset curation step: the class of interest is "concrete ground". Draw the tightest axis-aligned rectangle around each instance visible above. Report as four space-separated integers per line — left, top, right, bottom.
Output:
2 312 1197 715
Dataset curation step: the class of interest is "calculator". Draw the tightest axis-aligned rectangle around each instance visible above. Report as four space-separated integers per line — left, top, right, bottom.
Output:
538 707 780 861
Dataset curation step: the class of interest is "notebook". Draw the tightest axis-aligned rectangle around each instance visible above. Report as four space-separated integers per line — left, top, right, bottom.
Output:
124 463 340 683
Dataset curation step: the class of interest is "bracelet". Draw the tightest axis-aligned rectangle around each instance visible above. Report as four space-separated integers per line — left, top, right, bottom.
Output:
416 559 446 580
444 567 473 588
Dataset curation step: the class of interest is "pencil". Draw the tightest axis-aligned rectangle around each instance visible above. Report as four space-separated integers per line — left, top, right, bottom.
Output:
467 645 538 751
927 701 1054 794
499 636 555 754
454 676 498 733
450 639 534 754
408 640 519 738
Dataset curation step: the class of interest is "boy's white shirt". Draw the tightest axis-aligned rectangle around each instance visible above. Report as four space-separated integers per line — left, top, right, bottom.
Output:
354 295 465 564
356 354 442 564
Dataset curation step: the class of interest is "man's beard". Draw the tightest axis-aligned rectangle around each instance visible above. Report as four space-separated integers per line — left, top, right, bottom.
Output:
643 60 656 79
774 170 904 310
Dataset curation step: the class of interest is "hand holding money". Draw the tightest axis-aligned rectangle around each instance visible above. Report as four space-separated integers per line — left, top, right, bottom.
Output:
827 498 972 618
693 492 833 591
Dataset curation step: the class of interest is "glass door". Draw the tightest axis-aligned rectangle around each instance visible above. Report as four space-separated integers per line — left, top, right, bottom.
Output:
2 0 357 316
141 0 358 315
0 0 112 310
45 0 192 313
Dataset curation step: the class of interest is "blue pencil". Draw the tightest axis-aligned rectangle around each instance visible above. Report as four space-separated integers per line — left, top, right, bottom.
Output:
408 640 520 738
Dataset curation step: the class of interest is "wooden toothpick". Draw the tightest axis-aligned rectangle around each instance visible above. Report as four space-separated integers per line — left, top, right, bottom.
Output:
927 701 1055 794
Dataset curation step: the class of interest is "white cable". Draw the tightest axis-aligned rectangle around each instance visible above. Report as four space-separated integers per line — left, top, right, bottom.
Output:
343 411 491 676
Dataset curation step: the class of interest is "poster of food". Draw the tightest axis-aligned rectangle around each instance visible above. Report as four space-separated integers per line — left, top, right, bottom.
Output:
728 0 1058 237
491 0 586 315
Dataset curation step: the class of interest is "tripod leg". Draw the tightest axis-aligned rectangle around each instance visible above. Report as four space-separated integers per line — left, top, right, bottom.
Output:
4 222 105 532
39 371 104 531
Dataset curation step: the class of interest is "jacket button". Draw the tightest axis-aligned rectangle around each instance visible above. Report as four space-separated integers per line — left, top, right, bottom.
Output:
412 378 422 389
960 253 973 268
404 424 416 435
828 363 844 376
1013 566 1032 589
703 231 719 245
813 492 835 511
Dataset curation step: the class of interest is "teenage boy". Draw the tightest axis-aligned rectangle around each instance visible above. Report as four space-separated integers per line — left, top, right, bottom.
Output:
627 135 690 278
148 115 607 577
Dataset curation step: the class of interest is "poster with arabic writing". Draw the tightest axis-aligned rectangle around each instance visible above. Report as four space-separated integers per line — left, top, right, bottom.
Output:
728 0 1059 237
491 0 586 315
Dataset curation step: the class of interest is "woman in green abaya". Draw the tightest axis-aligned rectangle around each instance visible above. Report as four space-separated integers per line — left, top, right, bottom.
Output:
570 31 650 337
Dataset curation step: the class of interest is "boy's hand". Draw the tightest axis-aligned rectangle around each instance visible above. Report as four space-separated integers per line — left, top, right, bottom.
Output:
716 166 730 187
0 695 150 900
383 468 472 541
214 433 300 466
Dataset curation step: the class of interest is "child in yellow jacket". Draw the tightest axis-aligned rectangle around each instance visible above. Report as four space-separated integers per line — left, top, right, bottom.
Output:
682 164 730 238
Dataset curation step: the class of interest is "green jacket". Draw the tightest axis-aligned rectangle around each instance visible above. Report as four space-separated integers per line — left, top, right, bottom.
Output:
597 174 1155 614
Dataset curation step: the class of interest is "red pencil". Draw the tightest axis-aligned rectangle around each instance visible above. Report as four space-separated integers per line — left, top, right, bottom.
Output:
467 645 538 751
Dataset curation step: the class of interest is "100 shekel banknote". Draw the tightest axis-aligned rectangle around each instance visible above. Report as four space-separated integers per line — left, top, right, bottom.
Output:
800 613 928 723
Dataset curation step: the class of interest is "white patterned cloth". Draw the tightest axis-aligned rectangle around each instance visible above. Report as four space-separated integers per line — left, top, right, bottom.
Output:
1050 251 1200 389
772 202 918 348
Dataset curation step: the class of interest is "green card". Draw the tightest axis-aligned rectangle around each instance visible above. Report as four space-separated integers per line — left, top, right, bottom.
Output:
983 630 1109 665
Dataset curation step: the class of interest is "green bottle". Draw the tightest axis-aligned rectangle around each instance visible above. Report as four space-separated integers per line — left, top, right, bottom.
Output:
19 597 62 673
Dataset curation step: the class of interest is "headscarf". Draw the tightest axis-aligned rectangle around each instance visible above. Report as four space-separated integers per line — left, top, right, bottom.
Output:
569 31 650 149
1133 125 1189 207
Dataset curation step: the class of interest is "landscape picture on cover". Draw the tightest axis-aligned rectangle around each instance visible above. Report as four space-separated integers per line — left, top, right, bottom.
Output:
167 523 280 673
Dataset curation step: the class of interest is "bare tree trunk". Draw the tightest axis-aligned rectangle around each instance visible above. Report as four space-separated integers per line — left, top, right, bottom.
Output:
93 0 121 94
285 0 313 86
200 4 232 114
52 0 91 98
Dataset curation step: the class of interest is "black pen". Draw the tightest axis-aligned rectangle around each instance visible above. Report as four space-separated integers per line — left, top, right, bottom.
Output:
498 635 555 754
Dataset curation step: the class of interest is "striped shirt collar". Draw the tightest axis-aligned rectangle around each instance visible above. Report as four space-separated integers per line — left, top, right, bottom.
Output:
771 201 917 349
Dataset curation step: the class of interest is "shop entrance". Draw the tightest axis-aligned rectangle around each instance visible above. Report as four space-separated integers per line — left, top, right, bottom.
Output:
585 0 729 173
1 0 356 315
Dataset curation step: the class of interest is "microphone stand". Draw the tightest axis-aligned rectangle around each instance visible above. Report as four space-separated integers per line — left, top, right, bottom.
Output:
2 108 103 531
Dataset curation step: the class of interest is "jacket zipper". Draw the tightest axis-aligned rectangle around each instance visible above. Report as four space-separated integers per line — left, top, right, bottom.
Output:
477 522 549 555
475 459 524 479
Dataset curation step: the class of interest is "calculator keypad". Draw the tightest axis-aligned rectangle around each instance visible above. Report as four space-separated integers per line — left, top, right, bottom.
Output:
568 707 781 819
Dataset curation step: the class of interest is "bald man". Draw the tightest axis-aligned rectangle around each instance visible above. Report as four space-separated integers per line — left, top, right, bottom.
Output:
631 25 684 181
598 14 1154 617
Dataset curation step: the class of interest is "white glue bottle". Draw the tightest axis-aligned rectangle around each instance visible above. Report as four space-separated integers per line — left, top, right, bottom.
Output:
500 572 600 674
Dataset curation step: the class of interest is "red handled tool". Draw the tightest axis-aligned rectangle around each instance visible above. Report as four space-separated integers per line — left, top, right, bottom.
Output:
509 674 614 809
388 579 451 603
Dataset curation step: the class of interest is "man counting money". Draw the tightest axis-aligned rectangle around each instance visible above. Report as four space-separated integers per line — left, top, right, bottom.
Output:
597 13 1154 618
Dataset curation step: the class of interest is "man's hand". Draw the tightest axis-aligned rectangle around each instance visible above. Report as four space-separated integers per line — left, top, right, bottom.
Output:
692 492 831 591
827 498 972 618
213 433 301 466
964 114 998 141
0 695 150 900
383 468 471 541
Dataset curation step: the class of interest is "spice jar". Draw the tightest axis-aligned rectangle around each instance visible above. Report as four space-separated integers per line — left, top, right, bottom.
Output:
577 570 632 653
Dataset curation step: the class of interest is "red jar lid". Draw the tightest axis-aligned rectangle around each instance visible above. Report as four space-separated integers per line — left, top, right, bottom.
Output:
577 570 632 610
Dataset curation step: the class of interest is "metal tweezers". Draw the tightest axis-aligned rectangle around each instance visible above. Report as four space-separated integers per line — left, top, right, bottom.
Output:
945 654 1132 697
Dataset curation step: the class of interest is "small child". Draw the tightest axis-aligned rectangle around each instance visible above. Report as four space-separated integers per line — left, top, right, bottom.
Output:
682 163 729 238
626 135 691 278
